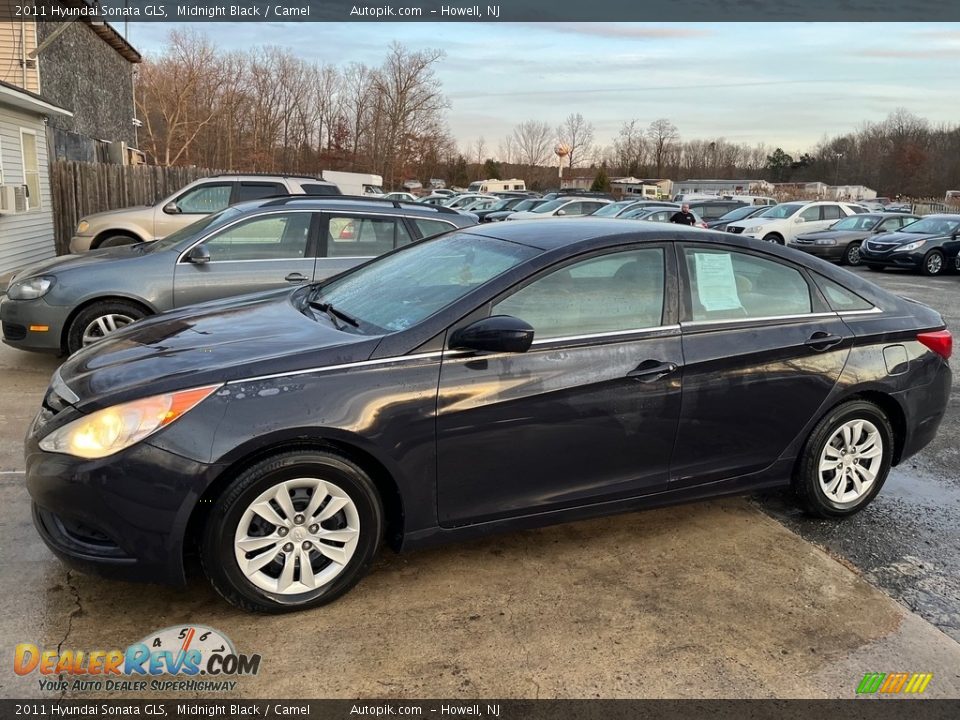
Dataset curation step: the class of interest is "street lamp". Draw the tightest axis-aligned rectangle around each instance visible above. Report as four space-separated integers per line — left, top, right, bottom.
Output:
834 152 844 191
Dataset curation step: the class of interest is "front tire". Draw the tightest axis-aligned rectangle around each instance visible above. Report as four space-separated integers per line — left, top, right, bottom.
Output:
65 299 147 354
201 450 383 613
96 234 138 249
762 233 784 245
793 400 893 518
921 250 946 276
843 242 863 266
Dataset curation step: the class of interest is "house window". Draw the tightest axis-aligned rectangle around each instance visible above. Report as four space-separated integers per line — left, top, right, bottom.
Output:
20 129 41 210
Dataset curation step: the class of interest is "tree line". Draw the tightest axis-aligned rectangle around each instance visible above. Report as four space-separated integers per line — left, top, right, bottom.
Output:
137 31 960 197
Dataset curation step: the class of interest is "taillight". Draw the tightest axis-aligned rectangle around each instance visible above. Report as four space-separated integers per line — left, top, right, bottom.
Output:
917 330 952 360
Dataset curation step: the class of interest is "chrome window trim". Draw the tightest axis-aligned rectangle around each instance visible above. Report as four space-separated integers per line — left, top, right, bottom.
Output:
838 307 883 316
682 311 837 328
176 209 321 265
530 324 681 346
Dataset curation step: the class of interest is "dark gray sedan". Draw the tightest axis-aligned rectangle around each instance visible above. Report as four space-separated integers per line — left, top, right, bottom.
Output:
789 212 919 266
1 198 475 354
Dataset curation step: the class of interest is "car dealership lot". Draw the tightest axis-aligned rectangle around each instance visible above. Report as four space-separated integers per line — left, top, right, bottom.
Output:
2 266 960 698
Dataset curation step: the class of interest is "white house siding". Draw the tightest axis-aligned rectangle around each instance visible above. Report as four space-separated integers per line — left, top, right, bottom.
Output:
0 104 55 276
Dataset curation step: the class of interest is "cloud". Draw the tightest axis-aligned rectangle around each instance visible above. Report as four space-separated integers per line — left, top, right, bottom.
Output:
855 47 960 59
520 23 714 40
910 29 960 39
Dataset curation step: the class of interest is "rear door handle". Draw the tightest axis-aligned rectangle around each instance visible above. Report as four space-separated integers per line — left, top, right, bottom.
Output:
804 332 843 351
285 272 308 284
627 360 678 383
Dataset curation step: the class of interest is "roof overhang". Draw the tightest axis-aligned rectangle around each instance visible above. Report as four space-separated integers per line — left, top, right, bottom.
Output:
0 82 72 118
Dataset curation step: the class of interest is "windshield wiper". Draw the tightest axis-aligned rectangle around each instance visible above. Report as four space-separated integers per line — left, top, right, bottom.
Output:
308 300 360 330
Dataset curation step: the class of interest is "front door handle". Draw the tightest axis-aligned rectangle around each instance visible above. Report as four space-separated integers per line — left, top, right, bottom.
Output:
804 331 843 351
285 272 308 284
627 360 678 383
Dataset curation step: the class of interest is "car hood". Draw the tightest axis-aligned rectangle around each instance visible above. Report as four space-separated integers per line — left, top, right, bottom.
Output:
56 291 380 412
728 217 779 229
867 230 944 245
81 205 155 225
795 229 872 241
8 245 153 283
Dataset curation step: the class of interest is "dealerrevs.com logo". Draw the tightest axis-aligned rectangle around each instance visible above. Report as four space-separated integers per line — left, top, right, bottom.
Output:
14 625 261 693
857 672 933 695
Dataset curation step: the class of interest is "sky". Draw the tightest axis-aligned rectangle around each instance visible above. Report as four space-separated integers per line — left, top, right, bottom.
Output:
126 22 960 156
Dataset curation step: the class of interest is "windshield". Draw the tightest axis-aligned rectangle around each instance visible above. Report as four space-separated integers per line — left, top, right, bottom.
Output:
718 205 761 222
531 199 566 214
511 199 539 212
592 201 636 217
147 208 245 252
312 233 540 334
757 203 804 219
830 215 880 231
901 217 960 234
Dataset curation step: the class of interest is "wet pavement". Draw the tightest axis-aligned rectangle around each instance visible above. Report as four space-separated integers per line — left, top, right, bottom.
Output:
757 264 960 643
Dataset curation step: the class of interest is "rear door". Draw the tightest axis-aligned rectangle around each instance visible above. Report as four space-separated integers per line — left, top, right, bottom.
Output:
671 243 852 486
317 212 417 281
172 210 319 307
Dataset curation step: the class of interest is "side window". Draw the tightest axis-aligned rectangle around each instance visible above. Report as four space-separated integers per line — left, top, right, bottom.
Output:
560 202 582 215
799 205 822 222
683 247 812 321
822 205 842 220
492 248 665 340
200 212 313 261
326 216 407 257
414 218 456 239
816 276 874 311
301 183 340 196
176 183 233 214
234 182 286 202
880 218 902 232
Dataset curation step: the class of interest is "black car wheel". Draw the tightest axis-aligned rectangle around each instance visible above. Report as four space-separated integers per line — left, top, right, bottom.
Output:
96 234 138 249
843 242 863 266
762 233 784 245
922 250 946 276
65 299 148 354
793 400 893 518
201 450 383 613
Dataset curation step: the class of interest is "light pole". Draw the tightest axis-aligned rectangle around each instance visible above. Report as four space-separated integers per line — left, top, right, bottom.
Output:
834 152 844 192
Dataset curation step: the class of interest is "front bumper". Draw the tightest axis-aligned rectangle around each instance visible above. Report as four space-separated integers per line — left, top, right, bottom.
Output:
1 296 66 352
69 235 95 253
789 242 847 261
858 248 924 269
26 430 224 585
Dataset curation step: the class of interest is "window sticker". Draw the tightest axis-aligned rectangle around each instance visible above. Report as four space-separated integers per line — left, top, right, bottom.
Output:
694 252 742 312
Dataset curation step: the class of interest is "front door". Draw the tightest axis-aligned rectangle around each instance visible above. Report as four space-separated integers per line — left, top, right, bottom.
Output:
154 181 236 239
173 211 319 307
436 245 682 526
671 243 853 486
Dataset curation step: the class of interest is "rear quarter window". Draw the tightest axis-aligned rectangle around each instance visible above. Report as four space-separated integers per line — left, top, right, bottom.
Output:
301 183 341 196
815 276 874 312
414 218 457 239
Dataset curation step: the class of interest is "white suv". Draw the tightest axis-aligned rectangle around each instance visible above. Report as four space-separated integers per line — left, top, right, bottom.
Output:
70 175 341 252
507 197 612 220
726 201 864 244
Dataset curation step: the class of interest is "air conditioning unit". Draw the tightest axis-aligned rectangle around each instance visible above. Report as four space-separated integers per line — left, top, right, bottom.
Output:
0 185 27 215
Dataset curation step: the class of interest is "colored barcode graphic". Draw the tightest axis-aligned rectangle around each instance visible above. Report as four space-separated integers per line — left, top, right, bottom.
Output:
857 673 933 694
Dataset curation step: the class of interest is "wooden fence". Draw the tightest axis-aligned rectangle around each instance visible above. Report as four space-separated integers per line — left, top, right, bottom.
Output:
49 161 224 255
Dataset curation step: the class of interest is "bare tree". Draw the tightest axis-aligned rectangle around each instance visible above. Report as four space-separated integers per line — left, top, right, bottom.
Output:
557 113 594 169
512 120 553 167
613 119 647 176
646 119 679 178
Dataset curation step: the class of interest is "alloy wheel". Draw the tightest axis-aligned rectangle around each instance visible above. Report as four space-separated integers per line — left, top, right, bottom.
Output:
234 478 360 595
926 253 943 275
846 243 862 265
81 313 136 346
818 419 883 505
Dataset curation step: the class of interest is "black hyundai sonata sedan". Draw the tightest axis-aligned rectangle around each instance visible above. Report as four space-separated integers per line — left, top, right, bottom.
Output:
26 220 951 612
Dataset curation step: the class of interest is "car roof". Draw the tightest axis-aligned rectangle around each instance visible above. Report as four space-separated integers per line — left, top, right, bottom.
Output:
234 196 469 219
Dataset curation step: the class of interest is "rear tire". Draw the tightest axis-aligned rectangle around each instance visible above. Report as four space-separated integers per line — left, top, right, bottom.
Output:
843 242 863 266
65 299 147 354
762 233 784 245
921 250 946 276
201 450 383 613
793 400 893 518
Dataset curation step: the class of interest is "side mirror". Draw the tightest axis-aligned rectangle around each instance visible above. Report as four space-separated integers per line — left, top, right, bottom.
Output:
185 245 210 264
555 209 566 216
163 201 181 215
449 315 534 354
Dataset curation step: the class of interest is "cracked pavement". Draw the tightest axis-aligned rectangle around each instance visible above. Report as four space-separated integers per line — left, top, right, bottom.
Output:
2 265 960 699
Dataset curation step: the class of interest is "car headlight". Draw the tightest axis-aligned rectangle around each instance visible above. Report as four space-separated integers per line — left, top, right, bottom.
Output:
815 239 837 245
76 220 90 234
39 384 220 459
7 276 55 300
893 240 927 252
745 226 764 235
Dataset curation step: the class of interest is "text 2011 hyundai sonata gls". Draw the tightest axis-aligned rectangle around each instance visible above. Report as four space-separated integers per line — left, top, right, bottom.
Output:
26 220 951 612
